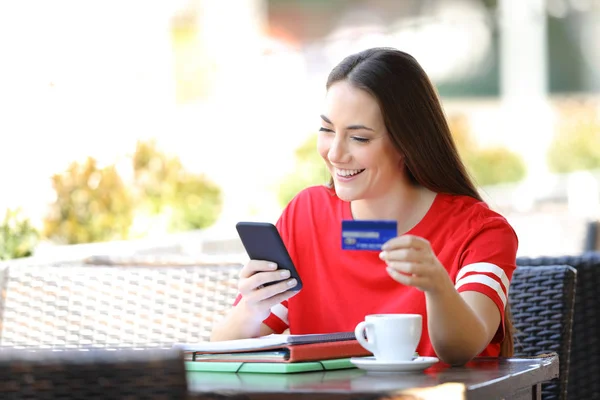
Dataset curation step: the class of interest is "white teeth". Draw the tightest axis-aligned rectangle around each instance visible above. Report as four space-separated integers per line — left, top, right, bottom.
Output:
336 168 364 177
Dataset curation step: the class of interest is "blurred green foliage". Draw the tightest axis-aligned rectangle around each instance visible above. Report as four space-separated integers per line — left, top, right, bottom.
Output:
277 134 329 207
465 148 527 186
547 102 600 173
448 114 527 186
132 139 222 232
0 208 39 260
132 139 186 214
44 158 134 244
43 140 223 245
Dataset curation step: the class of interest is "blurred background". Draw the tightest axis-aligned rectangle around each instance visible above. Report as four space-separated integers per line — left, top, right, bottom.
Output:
0 0 599 261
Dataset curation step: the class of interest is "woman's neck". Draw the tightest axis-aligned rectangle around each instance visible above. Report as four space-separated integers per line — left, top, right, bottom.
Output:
350 184 437 235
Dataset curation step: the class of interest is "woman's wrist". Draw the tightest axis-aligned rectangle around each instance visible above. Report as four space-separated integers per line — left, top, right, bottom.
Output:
211 300 267 341
426 272 456 299
234 299 269 334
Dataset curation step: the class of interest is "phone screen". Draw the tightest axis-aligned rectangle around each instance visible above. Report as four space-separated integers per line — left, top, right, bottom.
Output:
236 222 303 291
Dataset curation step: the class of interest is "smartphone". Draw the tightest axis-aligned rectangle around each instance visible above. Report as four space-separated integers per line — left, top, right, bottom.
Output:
235 221 303 291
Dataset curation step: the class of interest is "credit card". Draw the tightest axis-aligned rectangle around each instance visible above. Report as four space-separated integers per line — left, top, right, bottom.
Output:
341 220 398 251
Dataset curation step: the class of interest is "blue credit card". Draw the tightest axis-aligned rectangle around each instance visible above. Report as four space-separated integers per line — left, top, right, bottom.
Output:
341 220 398 251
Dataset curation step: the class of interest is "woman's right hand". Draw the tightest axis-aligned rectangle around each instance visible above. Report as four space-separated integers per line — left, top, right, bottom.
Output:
237 260 299 321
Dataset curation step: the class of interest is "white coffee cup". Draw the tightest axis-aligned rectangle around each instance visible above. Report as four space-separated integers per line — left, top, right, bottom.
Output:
354 314 422 362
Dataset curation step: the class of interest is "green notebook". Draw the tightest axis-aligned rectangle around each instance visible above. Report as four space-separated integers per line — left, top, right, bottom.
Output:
186 364 365 393
185 357 356 374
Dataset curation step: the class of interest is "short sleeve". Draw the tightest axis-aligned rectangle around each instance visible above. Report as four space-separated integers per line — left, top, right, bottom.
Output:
455 217 518 343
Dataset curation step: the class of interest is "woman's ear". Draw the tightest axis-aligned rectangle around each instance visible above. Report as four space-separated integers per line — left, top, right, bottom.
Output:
397 152 405 168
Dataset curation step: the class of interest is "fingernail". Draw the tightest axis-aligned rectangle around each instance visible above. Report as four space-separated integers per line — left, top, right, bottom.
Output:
287 278 297 287
280 269 291 278
268 262 277 269
379 251 387 259
382 243 389 250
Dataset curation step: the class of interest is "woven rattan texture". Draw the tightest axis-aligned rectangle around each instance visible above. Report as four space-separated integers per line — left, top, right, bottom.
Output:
0 264 240 348
517 253 600 400
510 265 577 400
0 347 187 399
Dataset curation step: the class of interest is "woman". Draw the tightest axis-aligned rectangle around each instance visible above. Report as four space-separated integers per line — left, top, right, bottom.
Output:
211 47 518 365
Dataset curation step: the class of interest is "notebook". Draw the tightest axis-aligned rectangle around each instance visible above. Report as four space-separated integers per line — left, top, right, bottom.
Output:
176 331 371 364
175 331 356 353
187 340 371 363
185 357 355 374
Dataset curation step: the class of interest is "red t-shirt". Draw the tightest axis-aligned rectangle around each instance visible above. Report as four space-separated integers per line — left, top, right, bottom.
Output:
237 185 518 358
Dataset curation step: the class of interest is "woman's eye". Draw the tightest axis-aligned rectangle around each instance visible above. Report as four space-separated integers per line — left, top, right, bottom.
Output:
319 127 334 133
352 137 370 143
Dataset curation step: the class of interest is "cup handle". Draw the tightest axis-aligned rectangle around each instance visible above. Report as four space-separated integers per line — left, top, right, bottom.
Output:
354 321 375 354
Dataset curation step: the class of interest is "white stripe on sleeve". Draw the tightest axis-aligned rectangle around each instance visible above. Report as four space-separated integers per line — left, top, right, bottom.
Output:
455 262 510 292
455 275 508 308
270 303 289 326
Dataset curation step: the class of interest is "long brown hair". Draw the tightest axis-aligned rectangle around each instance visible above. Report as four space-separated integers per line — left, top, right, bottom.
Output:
325 47 513 357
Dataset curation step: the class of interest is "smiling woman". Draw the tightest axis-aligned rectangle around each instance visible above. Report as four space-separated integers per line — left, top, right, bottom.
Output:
317 80 404 208
211 48 518 366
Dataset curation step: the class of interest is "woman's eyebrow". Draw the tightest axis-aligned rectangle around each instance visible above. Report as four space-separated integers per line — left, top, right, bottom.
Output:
320 115 374 131
320 114 333 124
346 124 374 131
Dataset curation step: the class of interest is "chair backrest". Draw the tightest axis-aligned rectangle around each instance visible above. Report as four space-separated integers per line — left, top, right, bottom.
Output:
0 265 7 318
584 221 600 252
0 263 241 348
0 347 187 399
509 264 577 400
516 252 600 400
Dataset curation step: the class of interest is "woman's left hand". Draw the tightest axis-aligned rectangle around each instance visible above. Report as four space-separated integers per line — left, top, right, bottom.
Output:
380 235 453 295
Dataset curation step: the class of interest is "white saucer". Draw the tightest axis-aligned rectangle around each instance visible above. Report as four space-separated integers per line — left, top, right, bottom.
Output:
350 356 439 373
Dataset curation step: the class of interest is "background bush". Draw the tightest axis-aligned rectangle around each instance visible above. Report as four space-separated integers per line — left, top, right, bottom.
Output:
43 140 223 244
43 157 134 244
132 139 222 232
277 134 328 207
132 139 184 214
1 208 39 260
547 100 600 173
448 114 527 186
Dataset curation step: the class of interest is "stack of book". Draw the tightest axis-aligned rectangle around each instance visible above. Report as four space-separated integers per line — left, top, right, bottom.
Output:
175 332 372 373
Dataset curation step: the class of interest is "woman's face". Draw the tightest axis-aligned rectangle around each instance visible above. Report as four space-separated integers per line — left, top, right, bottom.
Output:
317 80 404 202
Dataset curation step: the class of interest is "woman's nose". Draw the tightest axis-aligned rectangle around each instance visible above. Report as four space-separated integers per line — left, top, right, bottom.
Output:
327 136 349 164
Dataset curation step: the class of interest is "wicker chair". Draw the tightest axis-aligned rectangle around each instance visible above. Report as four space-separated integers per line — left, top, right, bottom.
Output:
516 252 600 400
509 265 577 400
584 221 600 251
0 347 187 399
0 263 241 348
